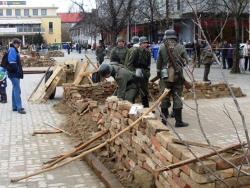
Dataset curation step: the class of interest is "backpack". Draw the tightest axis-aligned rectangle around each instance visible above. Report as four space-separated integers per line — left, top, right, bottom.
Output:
0 52 14 72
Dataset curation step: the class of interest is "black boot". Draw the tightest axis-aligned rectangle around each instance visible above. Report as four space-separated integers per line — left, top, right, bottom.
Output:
170 109 175 118
141 96 149 108
161 108 169 125
175 108 189 127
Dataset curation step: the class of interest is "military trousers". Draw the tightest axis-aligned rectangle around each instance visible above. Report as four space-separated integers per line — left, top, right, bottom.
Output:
160 78 183 109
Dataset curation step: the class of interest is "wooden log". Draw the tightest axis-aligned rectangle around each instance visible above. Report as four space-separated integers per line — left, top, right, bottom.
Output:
153 141 247 176
43 122 71 136
32 130 61 136
10 89 169 182
172 138 221 149
43 130 109 169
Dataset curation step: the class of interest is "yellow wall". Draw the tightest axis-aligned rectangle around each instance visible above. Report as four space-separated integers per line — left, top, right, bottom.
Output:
41 17 62 44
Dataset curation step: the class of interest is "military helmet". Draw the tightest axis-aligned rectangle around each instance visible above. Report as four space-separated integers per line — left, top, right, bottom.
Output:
164 29 177 39
0 72 6 81
116 37 124 43
139 36 148 44
98 64 113 77
132 36 139 44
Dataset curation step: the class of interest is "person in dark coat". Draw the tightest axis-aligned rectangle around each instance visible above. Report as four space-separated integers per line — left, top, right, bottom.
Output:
222 40 229 69
201 46 213 82
227 43 233 69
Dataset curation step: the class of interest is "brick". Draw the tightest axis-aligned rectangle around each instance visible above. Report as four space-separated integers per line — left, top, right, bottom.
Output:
160 146 173 163
142 143 153 157
122 110 129 117
180 165 190 176
155 179 165 188
121 147 128 156
168 143 187 160
137 153 147 162
113 116 121 124
190 168 233 183
172 171 191 188
217 176 250 188
145 156 158 170
146 119 169 136
132 135 143 146
123 118 129 125
137 131 151 146
132 140 143 153
142 161 153 173
153 148 168 165
152 154 164 167
233 164 250 176
167 176 181 188
120 141 133 152
156 131 177 149
180 172 215 188
210 153 250 170
150 135 162 151
158 174 171 188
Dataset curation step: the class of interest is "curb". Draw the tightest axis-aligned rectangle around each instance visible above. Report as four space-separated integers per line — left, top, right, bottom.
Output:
83 153 124 188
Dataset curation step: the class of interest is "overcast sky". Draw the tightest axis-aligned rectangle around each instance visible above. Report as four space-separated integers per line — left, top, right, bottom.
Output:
25 0 96 12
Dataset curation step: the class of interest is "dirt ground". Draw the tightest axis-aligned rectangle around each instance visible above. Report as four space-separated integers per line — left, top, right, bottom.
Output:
53 100 145 188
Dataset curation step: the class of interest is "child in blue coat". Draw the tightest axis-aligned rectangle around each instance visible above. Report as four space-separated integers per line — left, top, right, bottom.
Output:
0 67 7 103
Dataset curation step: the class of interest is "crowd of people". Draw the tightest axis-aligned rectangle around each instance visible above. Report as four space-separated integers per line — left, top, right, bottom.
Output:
98 29 190 128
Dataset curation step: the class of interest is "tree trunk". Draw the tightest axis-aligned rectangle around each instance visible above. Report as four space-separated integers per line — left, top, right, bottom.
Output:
231 17 241 74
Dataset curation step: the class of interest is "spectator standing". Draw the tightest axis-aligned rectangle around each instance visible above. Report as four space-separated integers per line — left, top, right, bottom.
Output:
186 41 192 58
0 67 7 103
201 46 213 82
8 38 26 114
222 40 229 69
192 40 201 68
67 43 71 55
227 43 233 69
243 39 250 71
95 44 105 65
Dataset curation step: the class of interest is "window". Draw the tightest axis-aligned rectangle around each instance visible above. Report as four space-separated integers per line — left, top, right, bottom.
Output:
24 9 29 16
15 9 21 16
33 9 38 15
0 9 3 16
49 22 53 33
6 9 12 16
41 9 46 15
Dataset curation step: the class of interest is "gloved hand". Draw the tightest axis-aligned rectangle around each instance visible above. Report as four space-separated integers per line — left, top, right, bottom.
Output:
157 71 161 79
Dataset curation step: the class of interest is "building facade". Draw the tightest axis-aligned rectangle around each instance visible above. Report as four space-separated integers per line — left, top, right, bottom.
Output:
0 5 61 46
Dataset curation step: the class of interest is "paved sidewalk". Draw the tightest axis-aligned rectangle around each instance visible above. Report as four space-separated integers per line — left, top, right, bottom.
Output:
0 50 106 187
1 49 249 187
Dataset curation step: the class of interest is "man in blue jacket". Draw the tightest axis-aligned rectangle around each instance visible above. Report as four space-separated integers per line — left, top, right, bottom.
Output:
8 38 26 114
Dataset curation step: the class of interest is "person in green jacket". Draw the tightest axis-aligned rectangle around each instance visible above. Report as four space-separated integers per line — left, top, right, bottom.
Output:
95 44 105 65
201 46 213 81
124 36 140 67
98 63 138 103
127 36 151 108
110 37 128 65
156 29 189 127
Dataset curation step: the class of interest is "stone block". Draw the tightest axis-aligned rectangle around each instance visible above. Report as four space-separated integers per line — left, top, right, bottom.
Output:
146 119 169 136
180 172 215 188
190 168 233 183
156 131 177 149
168 143 187 160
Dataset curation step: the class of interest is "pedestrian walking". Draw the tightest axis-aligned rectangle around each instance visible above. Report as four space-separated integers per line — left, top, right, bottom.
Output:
227 43 233 69
192 40 201 68
222 40 229 69
8 38 26 114
67 43 71 55
156 29 189 127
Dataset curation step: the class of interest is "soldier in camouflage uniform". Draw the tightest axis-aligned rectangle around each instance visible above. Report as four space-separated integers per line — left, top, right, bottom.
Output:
201 46 213 81
95 44 105 65
110 37 128 65
127 36 151 108
124 36 140 67
156 29 189 127
98 63 138 103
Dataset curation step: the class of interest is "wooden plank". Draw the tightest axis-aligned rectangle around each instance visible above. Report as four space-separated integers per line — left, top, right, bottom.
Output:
79 69 98 77
41 68 63 103
73 61 90 85
172 138 221 149
28 66 52 101
32 130 62 136
87 75 94 85
32 66 63 103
